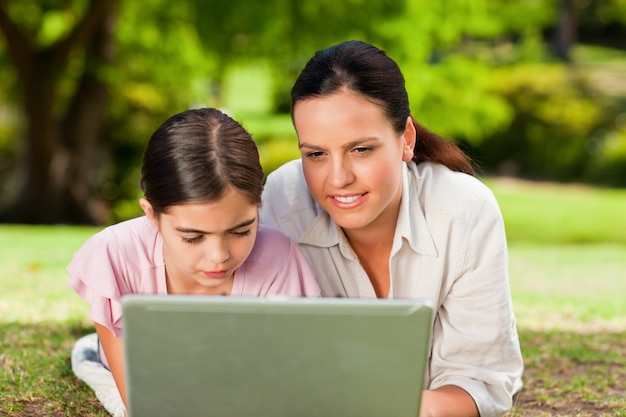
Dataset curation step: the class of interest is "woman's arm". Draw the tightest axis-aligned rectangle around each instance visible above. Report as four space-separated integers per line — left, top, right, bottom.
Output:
420 385 479 417
428 186 523 416
95 322 128 408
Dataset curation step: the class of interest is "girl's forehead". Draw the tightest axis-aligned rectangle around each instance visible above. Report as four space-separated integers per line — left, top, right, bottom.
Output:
162 192 258 229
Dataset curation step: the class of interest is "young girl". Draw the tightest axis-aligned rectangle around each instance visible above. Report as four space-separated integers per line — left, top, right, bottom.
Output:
68 108 320 415
260 41 523 417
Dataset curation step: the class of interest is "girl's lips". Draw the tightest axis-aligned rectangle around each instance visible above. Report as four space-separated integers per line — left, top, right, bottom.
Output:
203 270 228 279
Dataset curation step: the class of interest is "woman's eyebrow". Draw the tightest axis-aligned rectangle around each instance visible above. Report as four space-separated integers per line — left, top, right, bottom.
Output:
299 137 380 150
298 142 322 150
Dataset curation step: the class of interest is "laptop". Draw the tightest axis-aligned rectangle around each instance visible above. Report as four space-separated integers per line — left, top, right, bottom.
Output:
122 295 433 417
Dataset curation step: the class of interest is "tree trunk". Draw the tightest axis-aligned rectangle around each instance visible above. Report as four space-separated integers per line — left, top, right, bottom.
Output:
58 9 118 225
0 0 119 224
8 54 63 223
553 0 577 62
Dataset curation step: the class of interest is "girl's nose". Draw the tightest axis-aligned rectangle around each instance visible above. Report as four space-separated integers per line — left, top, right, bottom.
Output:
204 237 230 264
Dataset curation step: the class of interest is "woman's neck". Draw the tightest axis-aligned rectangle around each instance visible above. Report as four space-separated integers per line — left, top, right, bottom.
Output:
342 201 400 298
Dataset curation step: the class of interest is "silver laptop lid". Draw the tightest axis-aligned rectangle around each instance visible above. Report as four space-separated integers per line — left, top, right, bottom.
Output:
122 295 433 417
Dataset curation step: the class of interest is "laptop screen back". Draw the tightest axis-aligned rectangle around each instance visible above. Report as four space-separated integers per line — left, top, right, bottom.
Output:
122 295 433 417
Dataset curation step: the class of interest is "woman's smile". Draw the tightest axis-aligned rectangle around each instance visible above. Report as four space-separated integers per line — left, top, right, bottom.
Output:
330 193 367 208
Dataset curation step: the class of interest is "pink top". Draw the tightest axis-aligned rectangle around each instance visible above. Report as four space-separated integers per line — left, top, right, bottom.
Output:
67 216 321 338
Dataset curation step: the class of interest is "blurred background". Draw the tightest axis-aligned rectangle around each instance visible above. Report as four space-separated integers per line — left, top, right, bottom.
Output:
0 0 624 225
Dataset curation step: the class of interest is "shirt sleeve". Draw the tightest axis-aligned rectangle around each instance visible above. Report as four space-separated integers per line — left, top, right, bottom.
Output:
260 159 318 241
266 238 322 297
67 228 130 338
243 225 321 298
429 194 524 417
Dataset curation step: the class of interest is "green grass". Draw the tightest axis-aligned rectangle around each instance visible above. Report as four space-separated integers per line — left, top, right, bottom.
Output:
511 329 626 416
508 243 626 331
484 177 626 244
1 322 109 416
1 179 626 415
1 225 97 323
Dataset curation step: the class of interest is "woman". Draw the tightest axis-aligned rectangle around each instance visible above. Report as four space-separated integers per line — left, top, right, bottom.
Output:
260 40 523 417
68 108 320 414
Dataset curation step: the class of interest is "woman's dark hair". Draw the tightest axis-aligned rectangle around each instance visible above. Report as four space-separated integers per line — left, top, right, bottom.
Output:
140 108 264 214
291 40 474 176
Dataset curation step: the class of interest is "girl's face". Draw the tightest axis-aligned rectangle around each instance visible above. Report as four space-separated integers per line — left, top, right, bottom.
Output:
141 187 258 295
293 90 415 235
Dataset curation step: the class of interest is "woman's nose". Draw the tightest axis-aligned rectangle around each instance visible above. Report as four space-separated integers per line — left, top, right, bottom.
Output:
328 158 355 188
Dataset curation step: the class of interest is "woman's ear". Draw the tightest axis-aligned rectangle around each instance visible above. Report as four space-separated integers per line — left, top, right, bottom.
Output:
139 198 159 230
401 117 417 162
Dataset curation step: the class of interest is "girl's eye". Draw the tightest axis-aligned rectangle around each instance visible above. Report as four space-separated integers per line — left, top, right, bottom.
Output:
182 236 202 244
232 230 251 238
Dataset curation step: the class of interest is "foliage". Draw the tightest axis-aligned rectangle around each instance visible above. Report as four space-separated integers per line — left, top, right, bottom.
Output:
471 63 608 181
0 0 121 223
587 128 626 186
1 1 626 224
78 0 410 222
104 0 221 221
406 57 515 145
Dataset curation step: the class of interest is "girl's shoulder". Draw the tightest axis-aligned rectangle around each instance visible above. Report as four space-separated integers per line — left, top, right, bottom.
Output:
73 216 159 268
253 224 294 254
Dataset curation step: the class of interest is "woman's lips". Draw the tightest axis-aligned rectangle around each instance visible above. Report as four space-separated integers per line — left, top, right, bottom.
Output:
330 193 366 208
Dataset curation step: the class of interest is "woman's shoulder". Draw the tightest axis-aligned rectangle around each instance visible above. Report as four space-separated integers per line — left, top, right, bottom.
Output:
263 159 308 199
260 159 319 237
411 162 500 215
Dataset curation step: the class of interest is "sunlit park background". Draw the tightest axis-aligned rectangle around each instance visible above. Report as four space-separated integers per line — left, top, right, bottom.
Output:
1 1 625 416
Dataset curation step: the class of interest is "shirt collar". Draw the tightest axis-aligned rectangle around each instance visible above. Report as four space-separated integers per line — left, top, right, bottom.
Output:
298 208 359 260
393 162 438 257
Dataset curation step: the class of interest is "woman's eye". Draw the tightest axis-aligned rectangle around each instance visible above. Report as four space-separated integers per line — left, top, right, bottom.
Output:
353 146 372 155
304 150 325 159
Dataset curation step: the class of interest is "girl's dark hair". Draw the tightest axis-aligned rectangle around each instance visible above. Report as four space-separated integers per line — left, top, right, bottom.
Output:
291 40 474 176
140 108 264 214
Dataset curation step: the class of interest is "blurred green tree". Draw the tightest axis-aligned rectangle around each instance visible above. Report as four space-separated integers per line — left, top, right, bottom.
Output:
0 0 119 224
0 0 406 224
0 0 625 224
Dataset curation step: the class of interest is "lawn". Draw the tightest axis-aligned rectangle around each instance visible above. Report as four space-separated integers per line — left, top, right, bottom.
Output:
1 178 625 416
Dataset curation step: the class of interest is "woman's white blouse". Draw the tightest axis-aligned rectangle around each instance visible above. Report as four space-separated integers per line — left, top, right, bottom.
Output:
260 159 524 417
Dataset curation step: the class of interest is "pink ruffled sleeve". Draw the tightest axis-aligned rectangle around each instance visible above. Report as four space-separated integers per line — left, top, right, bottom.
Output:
67 227 131 338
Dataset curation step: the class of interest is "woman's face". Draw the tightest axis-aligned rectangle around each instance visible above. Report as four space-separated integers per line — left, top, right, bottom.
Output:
293 90 415 235
141 187 258 295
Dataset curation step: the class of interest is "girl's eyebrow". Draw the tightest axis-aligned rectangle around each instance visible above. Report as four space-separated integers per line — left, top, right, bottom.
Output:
175 217 257 234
